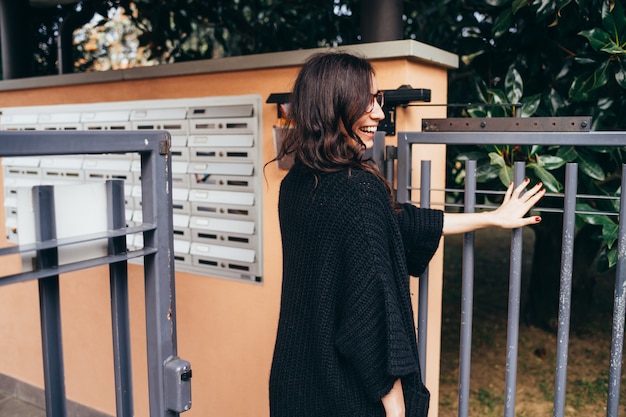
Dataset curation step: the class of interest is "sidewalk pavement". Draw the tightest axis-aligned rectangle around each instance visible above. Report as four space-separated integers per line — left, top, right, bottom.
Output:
0 390 45 417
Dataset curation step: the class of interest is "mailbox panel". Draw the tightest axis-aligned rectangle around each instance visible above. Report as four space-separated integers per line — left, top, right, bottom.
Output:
1 95 264 283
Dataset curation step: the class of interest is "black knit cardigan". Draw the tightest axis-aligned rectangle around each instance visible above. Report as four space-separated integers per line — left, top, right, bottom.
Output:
269 162 444 417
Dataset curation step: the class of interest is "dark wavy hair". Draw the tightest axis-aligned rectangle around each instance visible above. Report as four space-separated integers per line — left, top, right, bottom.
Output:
269 51 393 197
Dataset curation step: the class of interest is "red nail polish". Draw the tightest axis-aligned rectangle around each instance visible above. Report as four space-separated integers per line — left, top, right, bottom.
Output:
535 216 541 222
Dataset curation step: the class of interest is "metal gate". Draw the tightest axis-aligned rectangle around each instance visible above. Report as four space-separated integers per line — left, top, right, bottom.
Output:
0 130 191 417
392 117 626 417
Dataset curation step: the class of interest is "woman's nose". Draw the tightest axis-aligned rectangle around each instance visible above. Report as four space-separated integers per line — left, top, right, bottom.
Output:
371 101 385 120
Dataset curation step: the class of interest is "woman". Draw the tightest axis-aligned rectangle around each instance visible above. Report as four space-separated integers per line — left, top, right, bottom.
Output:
268 51 544 417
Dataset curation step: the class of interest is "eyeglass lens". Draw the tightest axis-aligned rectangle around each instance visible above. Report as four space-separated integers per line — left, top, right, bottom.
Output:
367 91 384 111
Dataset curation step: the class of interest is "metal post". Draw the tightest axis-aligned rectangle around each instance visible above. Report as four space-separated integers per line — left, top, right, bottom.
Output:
396 133 411 204
606 164 626 417
33 185 67 417
140 141 180 416
503 162 526 417
417 160 431 379
107 180 134 417
458 160 477 417
385 145 396 188
553 163 577 416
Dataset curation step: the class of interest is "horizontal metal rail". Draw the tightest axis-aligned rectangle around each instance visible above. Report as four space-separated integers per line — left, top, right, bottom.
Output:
0 224 156 257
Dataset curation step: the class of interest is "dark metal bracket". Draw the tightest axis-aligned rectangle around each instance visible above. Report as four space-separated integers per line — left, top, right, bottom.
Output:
379 85 431 136
266 85 431 134
421 116 592 132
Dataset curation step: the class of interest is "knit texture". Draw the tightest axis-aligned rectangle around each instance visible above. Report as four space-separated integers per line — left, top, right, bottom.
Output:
269 162 443 417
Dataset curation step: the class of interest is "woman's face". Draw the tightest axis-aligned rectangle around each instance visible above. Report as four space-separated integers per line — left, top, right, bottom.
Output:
350 76 385 149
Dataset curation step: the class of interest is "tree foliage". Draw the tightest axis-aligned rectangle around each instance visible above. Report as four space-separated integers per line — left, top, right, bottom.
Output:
103 0 361 62
413 0 626 271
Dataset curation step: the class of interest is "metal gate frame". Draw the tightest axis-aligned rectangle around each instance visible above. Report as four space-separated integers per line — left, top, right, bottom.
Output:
393 119 626 417
0 130 191 417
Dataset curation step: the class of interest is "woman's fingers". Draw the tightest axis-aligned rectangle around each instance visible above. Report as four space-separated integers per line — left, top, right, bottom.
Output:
503 182 515 203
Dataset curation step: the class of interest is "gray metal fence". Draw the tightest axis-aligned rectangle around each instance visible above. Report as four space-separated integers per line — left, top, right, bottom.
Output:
393 119 626 417
0 130 191 417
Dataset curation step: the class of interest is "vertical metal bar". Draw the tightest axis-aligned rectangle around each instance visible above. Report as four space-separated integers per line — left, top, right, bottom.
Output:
553 164 577 417
369 131 386 173
33 185 67 417
107 180 134 417
140 137 178 416
385 145 396 188
396 133 411 204
457 160 477 417
503 162 526 417
606 164 626 417
417 160 431 380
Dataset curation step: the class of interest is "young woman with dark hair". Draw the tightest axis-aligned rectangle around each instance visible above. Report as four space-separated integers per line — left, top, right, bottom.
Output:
269 51 544 417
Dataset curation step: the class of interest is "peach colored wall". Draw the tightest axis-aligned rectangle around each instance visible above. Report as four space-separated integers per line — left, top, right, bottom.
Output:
374 60 448 416
0 54 449 417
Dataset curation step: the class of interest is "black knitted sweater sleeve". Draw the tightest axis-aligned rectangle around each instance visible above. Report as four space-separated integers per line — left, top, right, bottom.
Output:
396 203 444 276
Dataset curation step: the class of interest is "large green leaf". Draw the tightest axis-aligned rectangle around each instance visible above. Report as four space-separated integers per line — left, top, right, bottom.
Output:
471 76 490 104
489 152 506 168
579 28 614 52
556 146 579 162
505 66 524 104
498 166 515 186
521 94 541 117
467 107 489 118
576 202 618 247
476 164 501 183
529 145 543 157
605 246 617 269
546 88 565 115
486 88 511 116
569 61 610 101
556 0 574 13
486 88 508 104
615 59 626 88
602 0 626 44
493 8 513 39
527 163 562 192
610 0 626 36
577 152 606 180
602 222 619 248
576 203 616 227
600 43 626 54
534 0 556 22
537 154 567 170
512 0 528 14
489 152 514 186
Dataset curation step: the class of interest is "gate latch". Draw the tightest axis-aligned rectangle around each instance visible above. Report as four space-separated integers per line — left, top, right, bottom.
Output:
165 357 192 413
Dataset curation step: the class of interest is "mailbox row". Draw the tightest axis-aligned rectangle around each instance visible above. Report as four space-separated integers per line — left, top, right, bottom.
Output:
1 96 264 283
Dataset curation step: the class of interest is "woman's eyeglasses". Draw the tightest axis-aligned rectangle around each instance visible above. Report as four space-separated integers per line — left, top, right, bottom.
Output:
366 91 384 112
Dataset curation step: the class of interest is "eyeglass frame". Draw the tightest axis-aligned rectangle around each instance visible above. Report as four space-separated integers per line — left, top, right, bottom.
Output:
365 91 384 113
